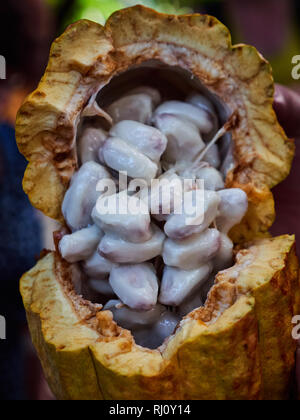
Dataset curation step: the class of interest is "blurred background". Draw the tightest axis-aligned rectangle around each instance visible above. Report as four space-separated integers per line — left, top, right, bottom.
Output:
0 0 299 400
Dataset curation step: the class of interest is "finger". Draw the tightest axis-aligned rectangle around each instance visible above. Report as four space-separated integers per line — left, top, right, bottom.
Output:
274 84 300 138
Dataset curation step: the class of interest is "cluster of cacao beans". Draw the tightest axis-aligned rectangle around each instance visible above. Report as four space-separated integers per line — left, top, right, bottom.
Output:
58 87 248 349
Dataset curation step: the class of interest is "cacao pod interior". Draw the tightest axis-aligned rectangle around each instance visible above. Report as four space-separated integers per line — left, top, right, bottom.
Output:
97 61 230 120
59 60 236 340
16 6 299 400
95 61 232 166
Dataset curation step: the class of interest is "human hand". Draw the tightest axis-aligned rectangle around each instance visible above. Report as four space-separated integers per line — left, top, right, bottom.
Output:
272 84 300 241
274 84 300 138
273 84 300 397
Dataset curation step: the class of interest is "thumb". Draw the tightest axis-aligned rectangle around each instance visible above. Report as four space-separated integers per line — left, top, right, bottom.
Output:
274 84 300 138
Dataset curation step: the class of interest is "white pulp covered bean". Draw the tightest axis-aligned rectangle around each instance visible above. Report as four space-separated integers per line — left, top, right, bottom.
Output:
213 233 234 272
186 93 218 136
99 224 165 264
62 162 112 231
195 166 224 191
92 192 152 243
59 225 103 263
202 143 221 168
139 170 187 221
109 263 159 311
163 228 221 270
180 165 224 191
164 190 221 240
100 137 158 184
104 300 165 331
88 278 114 296
133 329 158 349
126 86 161 107
78 127 107 164
153 114 205 164
110 121 167 163
179 294 204 317
104 300 179 348
106 93 154 124
159 263 212 306
150 312 180 348
154 101 214 134
83 250 114 279
216 188 248 234
186 93 216 117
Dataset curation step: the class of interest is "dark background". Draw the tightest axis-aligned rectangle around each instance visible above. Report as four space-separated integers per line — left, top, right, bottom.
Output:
0 0 299 400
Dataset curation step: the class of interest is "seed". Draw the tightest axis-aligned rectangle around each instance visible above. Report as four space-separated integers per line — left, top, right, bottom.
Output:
78 127 107 164
164 190 221 240
99 224 165 264
216 188 248 234
62 162 112 232
100 137 158 184
59 225 103 263
153 113 205 165
88 278 114 296
163 228 221 270
83 250 114 278
180 166 224 191
92 192 152 244
126 86 161 107
106 93 154 124
105 300 166 331
109 263 159 311
159 263 213 306
110 120 167 163
213 233 234 272
149 312 180 348
154 100 214 134
202 143 221 168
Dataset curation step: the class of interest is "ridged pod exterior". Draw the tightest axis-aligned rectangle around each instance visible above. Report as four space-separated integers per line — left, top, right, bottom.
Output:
16 6 299 400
